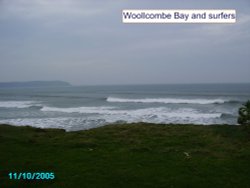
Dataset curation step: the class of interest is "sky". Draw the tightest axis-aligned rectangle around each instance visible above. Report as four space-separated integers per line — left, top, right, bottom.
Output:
0 0 250 85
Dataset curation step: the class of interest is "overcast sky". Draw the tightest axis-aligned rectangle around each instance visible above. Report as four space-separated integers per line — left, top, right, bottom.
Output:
0 0 250 85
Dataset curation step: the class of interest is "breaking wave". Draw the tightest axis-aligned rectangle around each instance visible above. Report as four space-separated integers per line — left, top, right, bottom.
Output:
0 107 224 131
106 97 230 104
41 106 116 114
0 101 40 108
41 105 220 117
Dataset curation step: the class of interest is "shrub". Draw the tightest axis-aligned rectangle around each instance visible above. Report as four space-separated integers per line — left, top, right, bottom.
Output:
238 100 250 125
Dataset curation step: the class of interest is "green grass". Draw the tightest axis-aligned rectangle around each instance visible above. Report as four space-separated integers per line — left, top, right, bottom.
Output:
0 123 250 188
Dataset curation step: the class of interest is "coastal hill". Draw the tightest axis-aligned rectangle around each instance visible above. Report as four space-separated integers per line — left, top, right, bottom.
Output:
0 81 71 88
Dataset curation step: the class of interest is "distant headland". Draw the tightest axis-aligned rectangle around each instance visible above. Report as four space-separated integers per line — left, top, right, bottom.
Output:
0 81 72 88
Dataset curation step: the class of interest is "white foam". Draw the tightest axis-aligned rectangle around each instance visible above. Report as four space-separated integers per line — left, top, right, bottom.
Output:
40 106 222 125
94 107 222 125
113 107 221 120
0 101 39 108
41 106 117 114
107 97 226 104
0 108 222 131
0 117 75 130
1 106 224 131
41 106 221 118
0 117 107 131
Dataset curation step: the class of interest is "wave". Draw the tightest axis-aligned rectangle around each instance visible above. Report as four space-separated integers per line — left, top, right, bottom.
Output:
41 106 117 114
0 117 109 131
0 107 224 131
106 97 228 104
0 101 40 108
41 105 221 118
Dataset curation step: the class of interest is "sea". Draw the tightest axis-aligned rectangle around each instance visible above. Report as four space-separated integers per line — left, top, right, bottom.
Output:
0 83 249 131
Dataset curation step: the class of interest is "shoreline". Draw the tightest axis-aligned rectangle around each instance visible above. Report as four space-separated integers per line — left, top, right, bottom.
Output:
0 122 239 132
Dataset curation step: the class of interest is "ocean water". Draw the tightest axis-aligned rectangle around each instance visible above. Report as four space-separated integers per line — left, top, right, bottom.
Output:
0 84 249 131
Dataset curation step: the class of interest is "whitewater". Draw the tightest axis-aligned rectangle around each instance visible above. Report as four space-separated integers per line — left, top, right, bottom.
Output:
0 84 249 131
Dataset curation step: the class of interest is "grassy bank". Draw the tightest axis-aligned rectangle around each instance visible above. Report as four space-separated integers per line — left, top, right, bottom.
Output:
0 123 250 188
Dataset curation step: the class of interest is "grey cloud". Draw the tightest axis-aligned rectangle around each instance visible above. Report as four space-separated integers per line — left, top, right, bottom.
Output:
0 0 249 85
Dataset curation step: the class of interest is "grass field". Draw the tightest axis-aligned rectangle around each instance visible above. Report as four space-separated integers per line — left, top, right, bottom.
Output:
0 123 250 188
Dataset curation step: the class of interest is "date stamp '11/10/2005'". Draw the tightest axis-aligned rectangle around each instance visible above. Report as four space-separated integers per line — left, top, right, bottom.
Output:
8 172 55 180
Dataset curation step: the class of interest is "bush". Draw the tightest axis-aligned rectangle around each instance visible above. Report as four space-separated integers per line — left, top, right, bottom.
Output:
238 100 250 125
